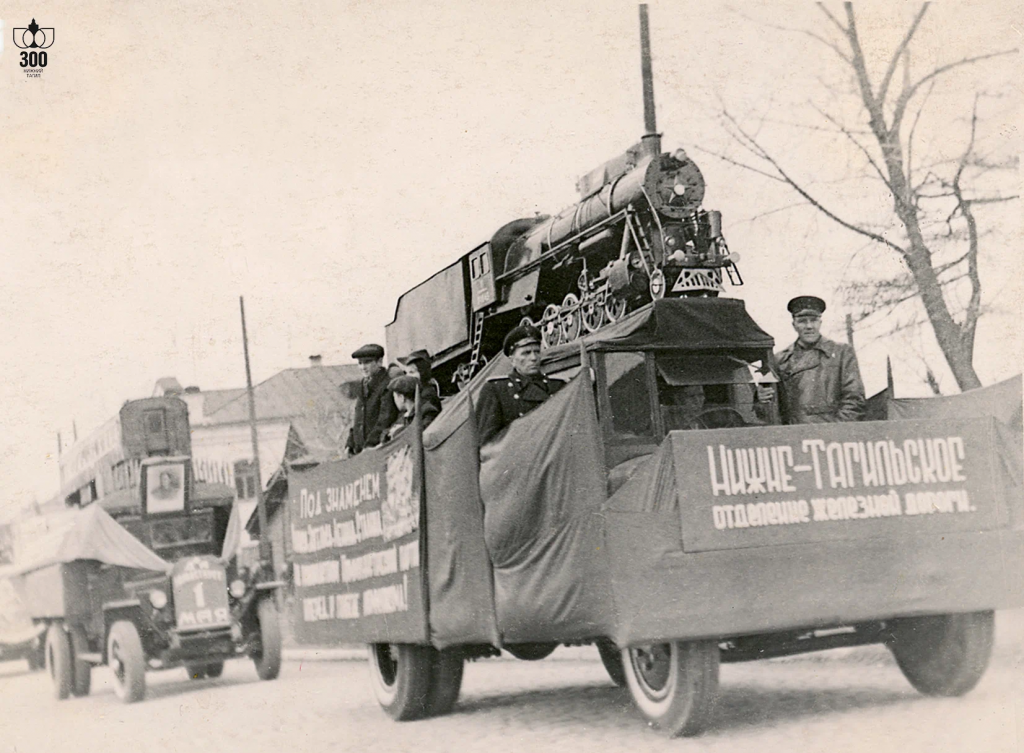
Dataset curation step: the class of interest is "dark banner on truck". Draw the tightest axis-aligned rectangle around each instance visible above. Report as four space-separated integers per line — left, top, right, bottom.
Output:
673 417 1006 552
288 432 427 645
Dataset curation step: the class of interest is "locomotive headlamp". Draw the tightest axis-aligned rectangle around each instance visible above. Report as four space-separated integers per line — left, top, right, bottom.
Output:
149 589 168 609
229 579 247 599
629 251 644 269
672 182 687 196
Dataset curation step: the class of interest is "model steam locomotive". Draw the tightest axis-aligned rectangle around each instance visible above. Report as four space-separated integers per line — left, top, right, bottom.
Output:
385 135 743 392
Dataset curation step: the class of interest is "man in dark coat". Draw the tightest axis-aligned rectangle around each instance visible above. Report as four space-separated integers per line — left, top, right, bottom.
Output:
345 343 399 455
475 324 565 445
775 296 865 424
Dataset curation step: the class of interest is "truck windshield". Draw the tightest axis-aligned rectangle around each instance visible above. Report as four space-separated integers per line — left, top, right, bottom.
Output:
148 509 214 551
655 355 777 431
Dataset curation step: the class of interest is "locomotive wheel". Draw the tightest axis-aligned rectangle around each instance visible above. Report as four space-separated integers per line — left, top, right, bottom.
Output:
368 643 434 721
107 621 146 703
560 294 582 343
506 642 557 661
426 648 465 717
45 623 73 701
596 639 626 687
540 304 562 348
888 611 994 697
69 624 92 697
253 598 283 681
622 640 719 737
605 296 627 323
581 296 605 333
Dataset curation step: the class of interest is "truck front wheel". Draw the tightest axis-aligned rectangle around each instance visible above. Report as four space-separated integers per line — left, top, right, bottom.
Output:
45 623 73 700
69 624 91 697
426 649 464 717
621 640 719 737
253 598 282 681
888 611 994 697
368 644 434 720
107 621 146 703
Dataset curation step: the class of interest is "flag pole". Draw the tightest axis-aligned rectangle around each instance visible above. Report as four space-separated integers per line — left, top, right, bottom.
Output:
240 296 270 563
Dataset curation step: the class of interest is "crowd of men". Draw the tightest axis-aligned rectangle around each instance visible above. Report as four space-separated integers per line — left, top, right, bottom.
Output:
344 293 866 456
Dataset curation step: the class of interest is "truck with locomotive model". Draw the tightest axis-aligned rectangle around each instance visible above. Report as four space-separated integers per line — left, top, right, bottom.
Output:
278 5 1023 738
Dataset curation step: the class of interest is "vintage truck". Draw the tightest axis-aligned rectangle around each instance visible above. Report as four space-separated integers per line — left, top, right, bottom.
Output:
280 296 1023 737
16 398 284 703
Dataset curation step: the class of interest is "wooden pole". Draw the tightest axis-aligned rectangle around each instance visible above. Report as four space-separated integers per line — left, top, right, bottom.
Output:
240 296 270 563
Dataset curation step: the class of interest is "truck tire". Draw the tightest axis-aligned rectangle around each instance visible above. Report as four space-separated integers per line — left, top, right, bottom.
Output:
27 641 46 672
187 661 224 680
621 640 719 737
426 649 464 717
368 644 434 720
253 598 282 681
69 624 92 697
186 664 208 680
506 642 557 661
45 623 73 701
888 611 994 697
596 639 626 687
107 621 146 703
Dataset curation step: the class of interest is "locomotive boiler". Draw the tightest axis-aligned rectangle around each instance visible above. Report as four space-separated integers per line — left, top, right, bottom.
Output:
385 15 743 392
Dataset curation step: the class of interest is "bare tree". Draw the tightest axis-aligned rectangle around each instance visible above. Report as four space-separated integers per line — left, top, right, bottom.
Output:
709 3 1017 391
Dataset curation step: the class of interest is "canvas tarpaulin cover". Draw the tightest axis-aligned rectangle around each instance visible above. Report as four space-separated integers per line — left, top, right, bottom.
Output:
888 375 1022 487
542 297 774 358
15 504 169 576
479 371 615 642
422 386 501 649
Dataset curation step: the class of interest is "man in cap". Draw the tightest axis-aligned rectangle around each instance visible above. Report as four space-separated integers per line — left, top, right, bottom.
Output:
775 296 865 424
345 343 399 455
475 324 566 445
379 374 441 444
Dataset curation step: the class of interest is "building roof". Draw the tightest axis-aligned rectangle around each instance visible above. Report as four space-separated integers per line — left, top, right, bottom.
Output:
203 364 363 461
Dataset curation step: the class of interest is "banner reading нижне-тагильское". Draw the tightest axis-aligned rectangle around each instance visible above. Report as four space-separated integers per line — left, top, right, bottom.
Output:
673 417 1008 553
287 431 427 646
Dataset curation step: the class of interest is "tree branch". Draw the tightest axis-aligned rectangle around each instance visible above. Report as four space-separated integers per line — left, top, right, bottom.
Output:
810 103 896 193
891 48 1018 133
817 3 849 37
719 109 908 255
877 4 929 108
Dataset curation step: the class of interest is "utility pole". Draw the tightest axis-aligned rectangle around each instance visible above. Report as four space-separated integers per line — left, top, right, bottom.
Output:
240 296 270 563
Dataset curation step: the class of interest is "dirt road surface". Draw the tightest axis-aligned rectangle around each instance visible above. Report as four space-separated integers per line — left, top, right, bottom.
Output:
1 611 1020 753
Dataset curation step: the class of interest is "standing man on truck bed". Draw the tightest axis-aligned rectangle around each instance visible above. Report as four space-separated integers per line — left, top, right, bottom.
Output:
476 324 565 445
346 343 398 455
776 296 865 424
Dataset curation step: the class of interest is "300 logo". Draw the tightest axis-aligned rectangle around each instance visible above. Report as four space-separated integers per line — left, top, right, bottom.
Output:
20 51 48 68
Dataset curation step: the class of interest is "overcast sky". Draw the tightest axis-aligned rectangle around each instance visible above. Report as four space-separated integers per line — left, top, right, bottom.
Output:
0 1 1019 509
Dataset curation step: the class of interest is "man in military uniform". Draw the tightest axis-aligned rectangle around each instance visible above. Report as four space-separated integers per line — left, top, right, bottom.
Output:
775 296 865 424
475 324 565 445
345 343 399 455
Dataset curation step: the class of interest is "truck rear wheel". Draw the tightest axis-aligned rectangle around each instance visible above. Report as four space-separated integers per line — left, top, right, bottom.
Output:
107 621 146 703
45 623 73 700
368 644 434 720
888 611 994 697
253 598 282 681
621 640 719 737
426 649 464 717
506 642 557 661
596 639 626 687
27 640 46 672
69 624 92 697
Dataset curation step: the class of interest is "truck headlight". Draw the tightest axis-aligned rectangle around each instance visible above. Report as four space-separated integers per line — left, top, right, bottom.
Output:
149 589 168 609
229 579 247 599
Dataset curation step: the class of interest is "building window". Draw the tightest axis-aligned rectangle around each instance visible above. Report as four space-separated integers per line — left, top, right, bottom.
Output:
234 460 258 500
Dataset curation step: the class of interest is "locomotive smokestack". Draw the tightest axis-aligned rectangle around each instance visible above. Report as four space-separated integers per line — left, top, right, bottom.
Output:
639 4 661 157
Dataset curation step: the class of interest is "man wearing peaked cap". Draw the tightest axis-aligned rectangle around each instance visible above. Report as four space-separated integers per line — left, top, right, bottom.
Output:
775 296 864 424
475 323 565 445
345 343 398 455
379 374 441 444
